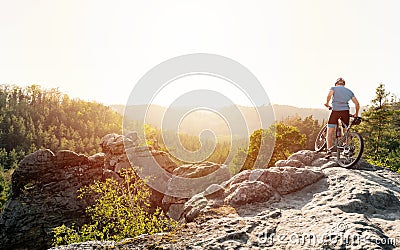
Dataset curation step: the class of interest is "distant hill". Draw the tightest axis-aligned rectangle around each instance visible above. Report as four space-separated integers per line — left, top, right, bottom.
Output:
110 104 333 136
272 104 330 121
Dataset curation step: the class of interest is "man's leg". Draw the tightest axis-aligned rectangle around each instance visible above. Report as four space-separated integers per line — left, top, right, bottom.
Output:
326 125 336 150
337 110 349 145
340 110 350 136
326 110 339 154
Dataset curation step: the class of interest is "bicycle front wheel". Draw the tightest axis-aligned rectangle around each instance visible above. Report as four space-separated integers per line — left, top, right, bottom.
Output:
336 132 364 168
315 124 327 152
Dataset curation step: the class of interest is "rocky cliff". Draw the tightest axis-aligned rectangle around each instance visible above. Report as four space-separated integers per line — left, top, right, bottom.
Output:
0 133 231 250
52 150 400 250
0 149 104 250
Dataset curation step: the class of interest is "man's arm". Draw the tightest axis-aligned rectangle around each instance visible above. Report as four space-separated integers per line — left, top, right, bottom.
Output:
351 96 360 116
324 90 334 108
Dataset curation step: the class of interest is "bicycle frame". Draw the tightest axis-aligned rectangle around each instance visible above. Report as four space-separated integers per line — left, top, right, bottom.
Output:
335 119 352 158
314 111 363 168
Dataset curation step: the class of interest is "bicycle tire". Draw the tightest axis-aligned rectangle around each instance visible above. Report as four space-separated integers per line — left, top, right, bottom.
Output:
336 132 364 168
315 124 327 152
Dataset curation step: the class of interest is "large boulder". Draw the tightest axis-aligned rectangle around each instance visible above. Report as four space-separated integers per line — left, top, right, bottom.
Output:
100 133 177 175
223 166 325 195
274 150 326 168
125 146 178 174
275 167 326 194
224 180 274 207
182 166 325 222
162 162 231 220
100 133 139 155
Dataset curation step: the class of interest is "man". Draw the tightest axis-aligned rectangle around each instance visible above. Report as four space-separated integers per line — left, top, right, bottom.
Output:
324 77 360 157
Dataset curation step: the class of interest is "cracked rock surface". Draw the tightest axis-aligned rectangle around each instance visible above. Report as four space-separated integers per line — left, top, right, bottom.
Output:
52 150 400 249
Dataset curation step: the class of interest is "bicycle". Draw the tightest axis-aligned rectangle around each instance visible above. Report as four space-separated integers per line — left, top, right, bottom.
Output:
314 111 364 168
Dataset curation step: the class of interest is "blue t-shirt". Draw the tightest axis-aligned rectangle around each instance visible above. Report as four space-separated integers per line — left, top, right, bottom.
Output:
330 86 355 111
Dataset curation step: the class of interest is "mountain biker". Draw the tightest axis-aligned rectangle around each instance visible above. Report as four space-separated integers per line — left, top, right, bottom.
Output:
324 77 360 157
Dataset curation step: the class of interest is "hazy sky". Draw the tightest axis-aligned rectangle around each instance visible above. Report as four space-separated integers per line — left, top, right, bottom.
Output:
1 0 399 108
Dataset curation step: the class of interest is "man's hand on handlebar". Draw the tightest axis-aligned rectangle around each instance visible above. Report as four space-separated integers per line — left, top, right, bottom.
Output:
324 103 332 110
325 104 360 117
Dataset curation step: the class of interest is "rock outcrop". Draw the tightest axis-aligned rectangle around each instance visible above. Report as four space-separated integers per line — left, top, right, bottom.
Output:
99 133 178 210
181 166 325 223
0 133 181 250
52 150 400 249
0 149 104 250
0 133 232 250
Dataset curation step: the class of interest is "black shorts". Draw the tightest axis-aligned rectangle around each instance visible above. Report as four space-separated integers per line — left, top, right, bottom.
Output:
328 110 350 128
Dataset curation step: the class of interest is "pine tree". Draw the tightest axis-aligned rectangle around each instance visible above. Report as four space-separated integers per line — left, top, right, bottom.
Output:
356 84 400 171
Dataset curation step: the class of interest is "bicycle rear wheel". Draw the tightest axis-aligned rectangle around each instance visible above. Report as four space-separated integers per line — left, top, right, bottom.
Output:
336 132 364 168
315 124 327 152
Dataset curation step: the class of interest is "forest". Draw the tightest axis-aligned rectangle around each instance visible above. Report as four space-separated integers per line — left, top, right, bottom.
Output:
0 84 122 210
1 83 399 213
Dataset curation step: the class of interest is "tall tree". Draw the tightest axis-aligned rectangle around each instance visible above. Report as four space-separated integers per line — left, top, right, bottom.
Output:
356 84 400 171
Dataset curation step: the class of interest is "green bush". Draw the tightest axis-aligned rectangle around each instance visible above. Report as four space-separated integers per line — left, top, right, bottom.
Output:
365 149 400 173
236 123 306 171
0 168 12 212
52 169 177 246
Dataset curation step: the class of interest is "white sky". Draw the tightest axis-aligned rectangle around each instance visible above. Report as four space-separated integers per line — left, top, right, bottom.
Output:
1 0 399 108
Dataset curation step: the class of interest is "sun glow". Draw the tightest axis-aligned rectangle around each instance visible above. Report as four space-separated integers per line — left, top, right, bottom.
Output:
0 1 399 108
